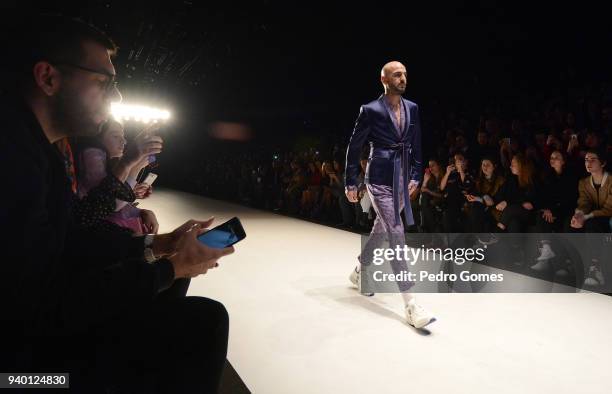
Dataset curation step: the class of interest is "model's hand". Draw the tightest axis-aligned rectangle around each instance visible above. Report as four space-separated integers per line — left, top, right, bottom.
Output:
522 202 534 211
496 201 507 211
408 180 419 198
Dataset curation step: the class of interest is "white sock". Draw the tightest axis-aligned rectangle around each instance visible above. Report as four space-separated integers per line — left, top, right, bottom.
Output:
401 292 415 306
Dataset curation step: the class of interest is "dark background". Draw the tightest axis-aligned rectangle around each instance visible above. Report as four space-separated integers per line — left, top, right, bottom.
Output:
3 1 611 188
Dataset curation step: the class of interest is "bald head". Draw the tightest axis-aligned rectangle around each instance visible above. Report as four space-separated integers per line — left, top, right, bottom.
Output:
381 61 405 77
380 61 407 95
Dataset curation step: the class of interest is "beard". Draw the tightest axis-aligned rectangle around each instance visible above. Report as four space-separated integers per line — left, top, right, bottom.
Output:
50 84 102 137
393 83 406 94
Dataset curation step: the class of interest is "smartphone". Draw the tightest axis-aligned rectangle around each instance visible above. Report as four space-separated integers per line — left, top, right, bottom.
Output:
197 217 246 249
143 173 158 186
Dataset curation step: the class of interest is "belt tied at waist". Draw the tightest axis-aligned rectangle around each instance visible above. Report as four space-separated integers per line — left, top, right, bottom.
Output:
370 142 412 226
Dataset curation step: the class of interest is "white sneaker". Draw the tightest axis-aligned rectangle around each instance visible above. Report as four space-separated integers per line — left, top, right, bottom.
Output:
349 268 374 296
405 300 435 329
536 242 556 261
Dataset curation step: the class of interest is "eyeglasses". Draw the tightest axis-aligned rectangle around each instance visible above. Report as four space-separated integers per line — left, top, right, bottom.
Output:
52 62 118 93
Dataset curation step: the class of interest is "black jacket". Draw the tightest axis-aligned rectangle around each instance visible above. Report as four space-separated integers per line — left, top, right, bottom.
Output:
494 174 540 207
0 99 174 341
539 169 579 216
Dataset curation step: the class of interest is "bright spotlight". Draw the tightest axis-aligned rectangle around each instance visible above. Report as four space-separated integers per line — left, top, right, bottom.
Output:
111 103 171 123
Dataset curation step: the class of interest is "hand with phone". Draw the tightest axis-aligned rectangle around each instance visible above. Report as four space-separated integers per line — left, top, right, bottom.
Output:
134 173 157 199
163 218 236 279
134 183 153 199
197 217 246 248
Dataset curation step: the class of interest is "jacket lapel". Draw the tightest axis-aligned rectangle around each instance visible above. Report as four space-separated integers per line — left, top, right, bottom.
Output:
400 98 412 140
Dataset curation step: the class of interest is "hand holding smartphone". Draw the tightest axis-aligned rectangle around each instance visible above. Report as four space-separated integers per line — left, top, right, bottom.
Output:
197 217 246 248
142 172 158 186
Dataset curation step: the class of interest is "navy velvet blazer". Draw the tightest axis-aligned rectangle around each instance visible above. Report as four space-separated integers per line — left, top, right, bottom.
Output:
344 95 423 188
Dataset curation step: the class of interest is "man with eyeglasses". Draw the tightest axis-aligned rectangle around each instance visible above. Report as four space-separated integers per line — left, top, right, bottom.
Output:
0 15 233 393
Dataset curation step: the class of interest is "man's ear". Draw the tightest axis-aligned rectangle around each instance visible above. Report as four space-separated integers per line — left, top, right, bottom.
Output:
32 61 61 96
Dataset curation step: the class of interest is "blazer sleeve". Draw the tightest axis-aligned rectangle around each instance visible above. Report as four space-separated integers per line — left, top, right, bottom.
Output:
589 184 612 217
409 104 423 183
344 105 370 188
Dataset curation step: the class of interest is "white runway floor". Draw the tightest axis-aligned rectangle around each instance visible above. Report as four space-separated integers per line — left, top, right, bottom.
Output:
141 189 612 394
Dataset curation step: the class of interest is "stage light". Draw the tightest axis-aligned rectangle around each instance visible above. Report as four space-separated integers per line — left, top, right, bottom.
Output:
110 103 171 123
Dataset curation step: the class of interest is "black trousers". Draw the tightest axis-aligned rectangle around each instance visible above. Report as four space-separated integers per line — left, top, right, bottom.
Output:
534 211 572 233
466 202 495 233
10 279 229 394
442 194 465 232
500 204 534 233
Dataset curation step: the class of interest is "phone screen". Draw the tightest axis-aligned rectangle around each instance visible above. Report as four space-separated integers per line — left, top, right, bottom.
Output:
197 217 246 248
143 173 158 186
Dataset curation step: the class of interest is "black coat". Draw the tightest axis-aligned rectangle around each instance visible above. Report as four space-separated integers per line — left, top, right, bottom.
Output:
0 99 174 345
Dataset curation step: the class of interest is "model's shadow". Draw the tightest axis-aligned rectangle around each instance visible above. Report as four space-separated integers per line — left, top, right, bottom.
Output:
304 285 434 336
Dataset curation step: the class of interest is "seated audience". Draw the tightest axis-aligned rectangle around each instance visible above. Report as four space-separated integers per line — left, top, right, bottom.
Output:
465 156 505 233
75 119 159 234
494 153 539 232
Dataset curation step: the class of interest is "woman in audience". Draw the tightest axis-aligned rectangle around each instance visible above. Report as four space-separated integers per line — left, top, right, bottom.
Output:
570 148 612 287
419 158 445 233
440 151 475 232
536 150 578 233
465 156 505 233
494 153 539 233
76 119 159 235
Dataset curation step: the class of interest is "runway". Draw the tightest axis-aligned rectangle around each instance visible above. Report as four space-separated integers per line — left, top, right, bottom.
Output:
141 189 612 394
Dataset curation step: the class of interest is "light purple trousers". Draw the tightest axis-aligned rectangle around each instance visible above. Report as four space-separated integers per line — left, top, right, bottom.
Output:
360 175 415 292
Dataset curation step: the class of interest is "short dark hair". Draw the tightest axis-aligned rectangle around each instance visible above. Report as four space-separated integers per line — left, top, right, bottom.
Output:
6 14 117 93
585 148 608 165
